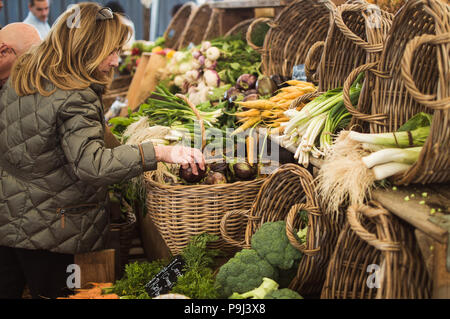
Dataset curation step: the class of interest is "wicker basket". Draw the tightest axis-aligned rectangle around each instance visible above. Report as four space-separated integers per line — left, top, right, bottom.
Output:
306 0 393 131
203 8 222 42
224 18 254 38
145 174 265 256
220 164 332 297
342 0 449 185
143 94 266 256
321 201 432 299
178 4 216 49
110 200 137 274
254 0 335 78
164 2 197 50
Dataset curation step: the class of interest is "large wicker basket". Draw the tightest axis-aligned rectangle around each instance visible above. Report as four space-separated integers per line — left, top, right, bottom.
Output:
178 4 216 49
342 0 449 185
163 2 197 50
321 201 432 299
254 0 335 78
145 174 266 256
220 164 331 298
306 0 393 131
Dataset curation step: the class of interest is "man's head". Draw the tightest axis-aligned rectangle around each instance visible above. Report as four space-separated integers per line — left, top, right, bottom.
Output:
29 0 50 23
0 23 41 86
0 1 4 12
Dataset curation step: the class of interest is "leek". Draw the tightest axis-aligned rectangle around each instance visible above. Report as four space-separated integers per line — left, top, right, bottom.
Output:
362 147 422 168
372 162 412 181
348 126 430 148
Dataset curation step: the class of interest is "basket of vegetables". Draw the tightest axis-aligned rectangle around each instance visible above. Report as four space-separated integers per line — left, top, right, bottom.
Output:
306 0 393 131
140 94 267 256
340 0 449 185
178 4 217 50
321 201 431 299
164 2 198 50
220 164 331 297
255 0 335 78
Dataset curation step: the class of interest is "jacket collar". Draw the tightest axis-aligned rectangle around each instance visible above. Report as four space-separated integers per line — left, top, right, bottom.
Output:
90 83 106 96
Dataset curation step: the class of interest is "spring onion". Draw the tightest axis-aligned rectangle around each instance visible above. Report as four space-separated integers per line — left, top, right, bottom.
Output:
361 147 422 168
348 126 430 148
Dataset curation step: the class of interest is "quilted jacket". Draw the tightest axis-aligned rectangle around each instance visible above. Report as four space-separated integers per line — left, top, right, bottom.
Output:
0 80 157 254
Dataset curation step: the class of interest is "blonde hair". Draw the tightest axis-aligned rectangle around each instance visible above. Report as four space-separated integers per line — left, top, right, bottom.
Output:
11 2 131 96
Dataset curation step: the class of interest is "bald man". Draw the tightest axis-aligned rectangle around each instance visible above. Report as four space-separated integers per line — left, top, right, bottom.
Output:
0 23 41 88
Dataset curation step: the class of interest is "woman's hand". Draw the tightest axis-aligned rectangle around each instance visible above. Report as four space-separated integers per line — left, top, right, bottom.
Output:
154 145 206 175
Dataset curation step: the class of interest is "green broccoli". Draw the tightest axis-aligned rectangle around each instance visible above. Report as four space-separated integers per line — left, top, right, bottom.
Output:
215 249 279 298
229 277 279 299
264 288 304 299
251 221 303 270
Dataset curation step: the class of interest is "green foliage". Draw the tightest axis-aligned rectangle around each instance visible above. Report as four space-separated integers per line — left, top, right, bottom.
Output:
171 267 220 299
111 260 168 298
251 221 303 270
264 288 304 299
170 233 222 299
215 249 279 299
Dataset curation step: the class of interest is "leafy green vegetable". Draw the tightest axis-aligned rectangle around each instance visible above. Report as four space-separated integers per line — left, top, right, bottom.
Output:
170 233 222 299
109 260 168 299
264 288 304 299
398 112 433 132
251 220 303 270
215 249 279 299
229 277 279 299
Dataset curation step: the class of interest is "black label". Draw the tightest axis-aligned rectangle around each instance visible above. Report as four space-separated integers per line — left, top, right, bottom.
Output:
144 256 186 298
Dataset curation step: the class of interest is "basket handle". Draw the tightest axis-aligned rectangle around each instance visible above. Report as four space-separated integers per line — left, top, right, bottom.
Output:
305 41 325 84
246 17 273 52
289 91 323 110
347 202 400 252
220 210 251 249
286 203 321 256
400 32 450 111
342 61 388 125
334 2 388 53
176 94 206 150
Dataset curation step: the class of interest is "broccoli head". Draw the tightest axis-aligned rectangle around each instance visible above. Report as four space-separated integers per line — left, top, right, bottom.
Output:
229 277 279 299
264 288 304 299
215 249 279 298
251 220 303 270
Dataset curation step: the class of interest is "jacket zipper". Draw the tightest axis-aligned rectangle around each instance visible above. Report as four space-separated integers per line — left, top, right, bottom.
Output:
57 204 99 229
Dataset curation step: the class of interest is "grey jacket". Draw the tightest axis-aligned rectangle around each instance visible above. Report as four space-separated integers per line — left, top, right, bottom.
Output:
0 81 156 254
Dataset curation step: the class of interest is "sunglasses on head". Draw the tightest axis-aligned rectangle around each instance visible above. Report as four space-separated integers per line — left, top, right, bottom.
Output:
96 7 114 21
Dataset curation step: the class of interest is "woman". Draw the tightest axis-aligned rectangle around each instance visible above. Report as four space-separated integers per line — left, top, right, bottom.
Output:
0 3 204 299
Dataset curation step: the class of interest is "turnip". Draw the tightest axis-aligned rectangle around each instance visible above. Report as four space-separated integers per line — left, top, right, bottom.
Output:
200 41 211 53
203 69 220 88
204 59 217 70
205 47 221 61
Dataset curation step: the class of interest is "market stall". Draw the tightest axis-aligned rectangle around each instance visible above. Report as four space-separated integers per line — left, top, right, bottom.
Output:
67 0 448 300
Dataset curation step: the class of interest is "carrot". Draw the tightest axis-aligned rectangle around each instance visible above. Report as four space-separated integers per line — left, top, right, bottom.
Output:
247 135 256 165
236 100 276 110
233 109 261 118
231 117 261 135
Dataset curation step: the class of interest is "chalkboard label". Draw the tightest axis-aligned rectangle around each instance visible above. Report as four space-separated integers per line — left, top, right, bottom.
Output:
144 256 186 298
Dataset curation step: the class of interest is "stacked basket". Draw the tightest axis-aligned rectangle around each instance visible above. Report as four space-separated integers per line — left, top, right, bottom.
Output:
253 0 336 78
342 0 449 185
321 201 432 299
163 2 197 50
220 164 327 297
178 4 219 49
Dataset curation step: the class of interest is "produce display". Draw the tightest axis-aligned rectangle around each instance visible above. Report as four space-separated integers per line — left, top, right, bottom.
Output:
95 0 447 301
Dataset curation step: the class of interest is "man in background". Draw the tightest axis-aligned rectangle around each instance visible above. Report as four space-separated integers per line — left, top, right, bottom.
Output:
0 0 3 29
23 0 51 40
0 23 41 88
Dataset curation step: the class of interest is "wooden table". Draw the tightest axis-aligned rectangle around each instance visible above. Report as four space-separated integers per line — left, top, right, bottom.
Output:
264 131 450 299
